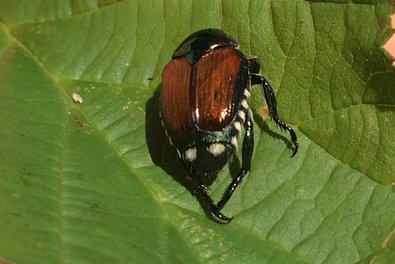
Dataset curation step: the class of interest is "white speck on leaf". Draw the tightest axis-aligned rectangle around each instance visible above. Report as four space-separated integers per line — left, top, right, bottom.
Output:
72 93 83 104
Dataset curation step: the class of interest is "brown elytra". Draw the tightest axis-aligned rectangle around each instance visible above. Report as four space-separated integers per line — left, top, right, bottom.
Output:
161 47 243 136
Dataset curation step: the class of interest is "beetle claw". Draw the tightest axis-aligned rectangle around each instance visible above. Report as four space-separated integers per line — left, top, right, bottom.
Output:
290 143 298 158
211 208 233 224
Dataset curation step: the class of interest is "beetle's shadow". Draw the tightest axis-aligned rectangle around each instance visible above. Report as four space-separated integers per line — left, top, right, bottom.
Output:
253 112 295 152
145 85 188 186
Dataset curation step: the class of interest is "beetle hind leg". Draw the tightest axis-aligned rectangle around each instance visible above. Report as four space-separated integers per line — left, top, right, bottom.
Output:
251 74 298 157
185 164 233 223
217 110 254 210
196 184 233 223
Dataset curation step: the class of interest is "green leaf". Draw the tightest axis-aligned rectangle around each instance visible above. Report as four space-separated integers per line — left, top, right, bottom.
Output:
0 0 394 263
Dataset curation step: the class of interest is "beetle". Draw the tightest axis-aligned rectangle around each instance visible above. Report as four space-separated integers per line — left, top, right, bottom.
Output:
160 29 298 223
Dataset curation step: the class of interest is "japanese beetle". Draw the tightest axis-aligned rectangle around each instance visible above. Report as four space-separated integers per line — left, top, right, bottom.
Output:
160 29 298 223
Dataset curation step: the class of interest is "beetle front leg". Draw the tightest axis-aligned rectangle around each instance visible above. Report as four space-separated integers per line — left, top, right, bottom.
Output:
251 74 298 157
217 111 254 210
184 164 233 223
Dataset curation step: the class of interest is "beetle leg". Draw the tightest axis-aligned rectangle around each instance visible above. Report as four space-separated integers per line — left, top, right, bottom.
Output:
217 111 254 210
185 164 233 223
251 74 298 157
